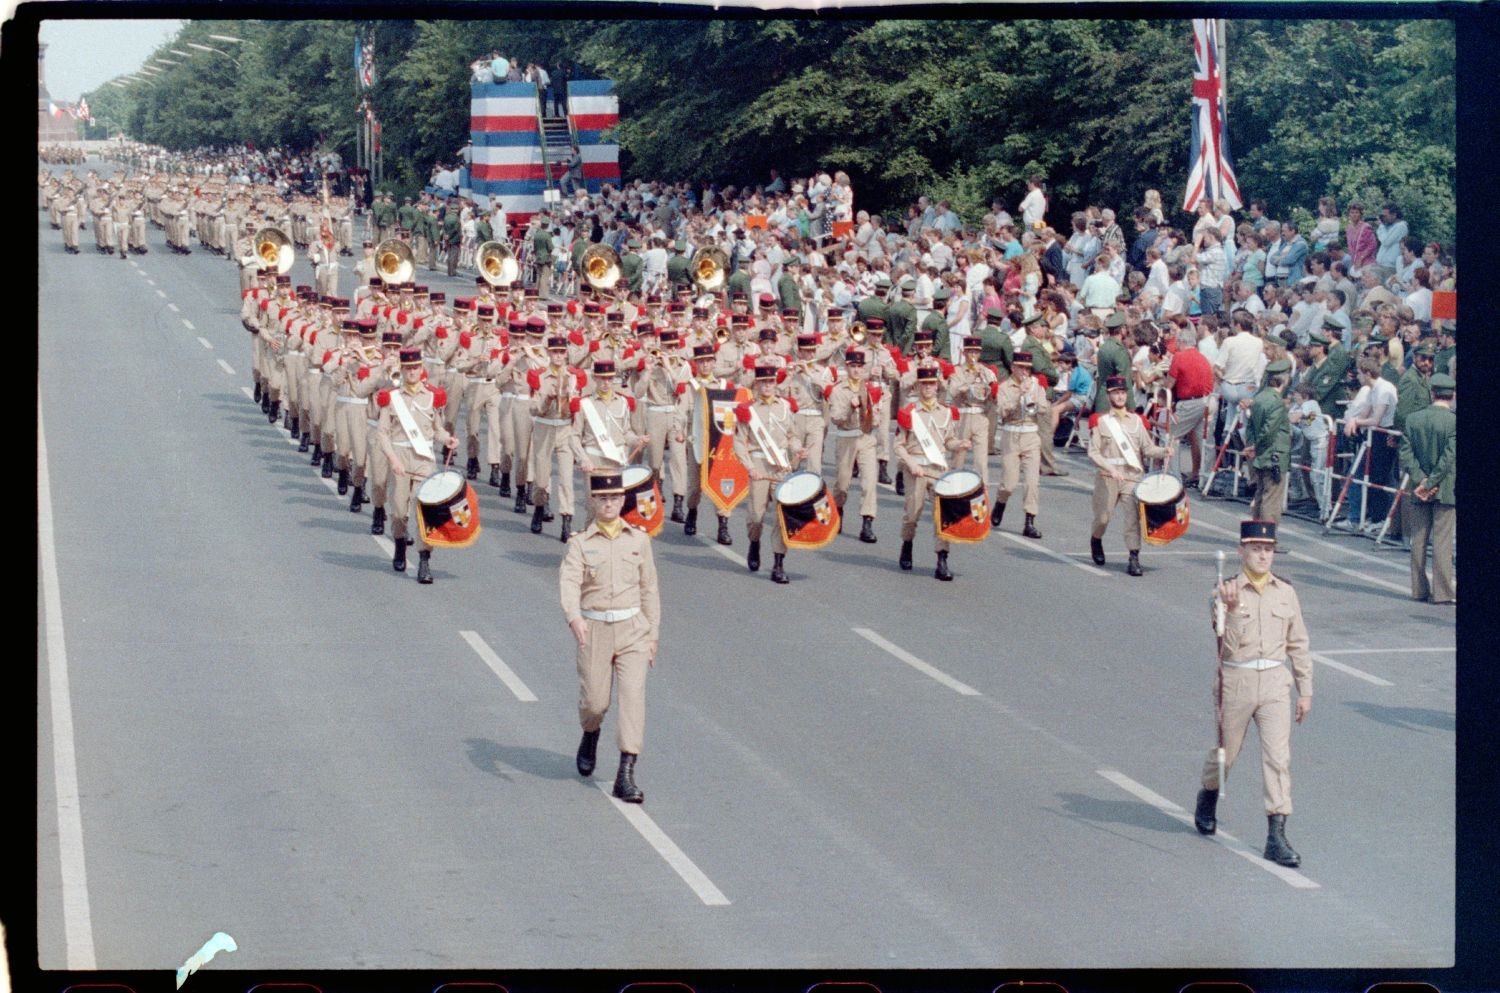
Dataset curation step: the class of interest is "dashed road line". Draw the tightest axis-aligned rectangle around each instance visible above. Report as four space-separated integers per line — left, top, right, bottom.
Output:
216 359 235 375
197 337 214 350
459 630 539 702
853 627 982 696
597 782 732 907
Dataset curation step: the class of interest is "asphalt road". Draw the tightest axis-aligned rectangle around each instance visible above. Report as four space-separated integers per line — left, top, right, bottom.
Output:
36 170 1456 973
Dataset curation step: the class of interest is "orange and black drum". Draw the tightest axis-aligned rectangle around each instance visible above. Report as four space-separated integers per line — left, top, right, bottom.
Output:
1136 471 1190 545
774 471 840 550
933 469 991 544
415 469 482 548
621 464 664 537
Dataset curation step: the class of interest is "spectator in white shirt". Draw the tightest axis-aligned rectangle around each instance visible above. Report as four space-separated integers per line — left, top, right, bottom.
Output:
1214 313 1264 407
1020 176 1047 230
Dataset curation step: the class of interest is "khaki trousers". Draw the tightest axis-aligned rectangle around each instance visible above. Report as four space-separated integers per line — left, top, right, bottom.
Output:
833 431 879 518
1091 472 1143 550
1405 501 1456 602
336 398 369 482
953 412 991 489
1201 663 1295 815
503 396 535 485
995 427 1041 514
365 419 390 507
644 407 687 498
900 472 950 552
389 448 437 550
529 421 575 514
796 413 827 474
744 477 788 552
577 612 652 754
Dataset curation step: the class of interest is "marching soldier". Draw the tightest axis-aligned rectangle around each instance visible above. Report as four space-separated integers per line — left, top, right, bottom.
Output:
572 361 645 504
894 364 971 580
677 342 738 544
781 334 835 474
528 336 587 540
991 351 1047 538
560 470 661 803
863 319 901 485
500 318 547 512
376 348 459 583
827 349 882 543
357 330 405 533
1087 375 1174 576
733 364 807 584
1242 358 1292 523
634 327 692 520
945 336 999 490
1195 520 1313 869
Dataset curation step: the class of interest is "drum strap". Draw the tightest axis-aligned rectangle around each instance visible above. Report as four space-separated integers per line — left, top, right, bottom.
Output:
910 407 949 471
1101 413 1142 472
746 404 790 470
389 391 435 460
581 397 626 465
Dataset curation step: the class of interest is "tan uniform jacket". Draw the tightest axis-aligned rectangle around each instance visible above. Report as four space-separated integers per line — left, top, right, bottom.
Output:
560 522 661 641
1212 573 1313 699
1087 408 1169 482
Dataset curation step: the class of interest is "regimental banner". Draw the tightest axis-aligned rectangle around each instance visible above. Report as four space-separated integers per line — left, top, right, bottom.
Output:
695 386 751 514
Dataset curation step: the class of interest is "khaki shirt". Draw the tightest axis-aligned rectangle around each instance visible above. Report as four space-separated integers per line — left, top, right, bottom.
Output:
995 375 1049 424
560 521 661 640
827 378 882 433
946 361 998 410
733 395 798 476
1087 407 1169 481
1213 573 1313 698
894 400 962 474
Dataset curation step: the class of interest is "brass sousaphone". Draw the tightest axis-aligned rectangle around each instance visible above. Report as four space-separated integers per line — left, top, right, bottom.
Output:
374 238 415 285
252 226 295 274
580 243 622 291
691 246 729 293
476 240 519 286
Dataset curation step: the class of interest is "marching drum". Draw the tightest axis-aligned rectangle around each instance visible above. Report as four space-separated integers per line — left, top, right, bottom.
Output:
774 471 840 550
1134 471 1190 545
932 469 990 543
621 464 664 537
415 469 482 548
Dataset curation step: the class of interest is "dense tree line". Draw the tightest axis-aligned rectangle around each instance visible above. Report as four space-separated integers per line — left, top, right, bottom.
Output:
85 17 1455 245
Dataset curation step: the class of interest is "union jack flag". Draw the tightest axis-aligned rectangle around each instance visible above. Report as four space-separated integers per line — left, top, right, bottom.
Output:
1183 19 1242 212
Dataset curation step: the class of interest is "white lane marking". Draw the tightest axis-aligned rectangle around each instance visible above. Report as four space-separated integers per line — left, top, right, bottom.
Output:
459 630 539 702
144 276 154 283
38 396 99 969
240 386 254 399
155 289 166 299
1311 652 1394 688
597 782 731 906
197 337 214 350
167 303 179 313
182 319 196 331
997 530 1109 576
1189 517 1409 594
216 359 236 376
1319 647 1454 655
1097 769 1319 890
852 627 982 696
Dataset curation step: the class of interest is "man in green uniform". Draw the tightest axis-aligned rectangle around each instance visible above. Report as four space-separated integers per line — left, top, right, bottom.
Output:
855 275 891 328
666 240 691 291
886 279 917 355
975 307 1014 457
1243 358 1292 523
442 206 462 277
1433 325 1456 377
921 287 951 362
776 257 803 321
727 259 752 300
1091 311 1133 413
372 192 398 245
1301 329 1349 418
1398 374 1456 604
397 196 419 239
620 238 644 294
1394 343 1435 434
532 216 556 299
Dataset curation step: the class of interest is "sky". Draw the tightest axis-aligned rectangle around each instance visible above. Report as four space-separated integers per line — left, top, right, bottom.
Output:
38 19 186 103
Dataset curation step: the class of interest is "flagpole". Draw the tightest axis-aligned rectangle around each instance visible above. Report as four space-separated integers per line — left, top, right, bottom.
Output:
1217 19 1228 105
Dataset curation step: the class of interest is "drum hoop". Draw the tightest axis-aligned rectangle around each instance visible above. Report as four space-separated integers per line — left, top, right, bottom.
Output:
1134 472 1184 504
621 465 653 488
417 470 464 503
934 469 983 497
775 471 824 503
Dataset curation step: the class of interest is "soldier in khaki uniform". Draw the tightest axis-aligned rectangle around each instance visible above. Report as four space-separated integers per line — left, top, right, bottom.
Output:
945 336 999 489
528 336 586 539
1087 375 1174 576
636 329 692 520
894 364 971 580
991 351 1048 538
676 343 739 544
733 365 807 584
1195 520 1313 869
501 320 548 512
827 349 882 543
781 335 835 474
561 471 661 802
375 349 458 583
357 331 405 532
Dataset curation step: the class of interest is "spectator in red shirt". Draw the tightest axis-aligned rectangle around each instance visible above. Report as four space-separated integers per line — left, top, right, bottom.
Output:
1165 325 1215 485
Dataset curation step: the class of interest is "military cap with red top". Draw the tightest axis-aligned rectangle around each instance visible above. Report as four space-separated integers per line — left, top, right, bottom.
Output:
429 291 445 304
593 360 616 376
399 347 423 366
1013 351 1034 366
1240 520 1277 544
526 316 547 333
693 305 710 318
692 342 715 359
915 364 941 383
796 334 818 349
381 330 402 345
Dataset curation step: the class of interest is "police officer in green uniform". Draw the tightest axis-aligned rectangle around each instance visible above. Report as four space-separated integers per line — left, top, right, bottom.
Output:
621 238 644 294
397 196 419 238
1395 342 1435 434
1243 358 1292 523
475 210 493 247
1091 311 1133 413
921 287 951 361
373 192 398 245
1433 325 1456 377
886 279 918 355
667 240 691 290
1397 373 1456 604
1301 329 1349 418
975 307 1013 372
442 205 462 277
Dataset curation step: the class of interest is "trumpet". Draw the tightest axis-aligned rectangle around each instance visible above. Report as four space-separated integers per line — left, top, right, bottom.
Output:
850 323 867 346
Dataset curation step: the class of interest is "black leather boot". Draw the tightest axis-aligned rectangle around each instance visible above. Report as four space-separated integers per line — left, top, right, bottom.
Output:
576 729 600 777
513 483 528 514
1023 513 1042 539
370 507 386 535
311 441 323 465
488 465 501 488
530 504 546 534
770 553 788 584
336 466 350 495
465 456 480 480
851 460 860 479
716 515 732 546
934 550 953 581
670 494 685 523
837 504 845 534
298 431 310 453
1127 550 1143 576
1090 536 1106 565
349 484 364 513
859 516 877 543
288 414 298 436
417 550 433 584
1194 788 1218 835
683 506 698 536
497 471 512 498
1264 814 1300 867
267 399 280 424
392 537 407 572
612 752 644 803
747 540 761 573
899 539 913 571
559 514 573 543
894 471 905 495
543 507 555 522
321 451 334 478
991 500 1006 528
878 459 891 485
253 381 262 403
